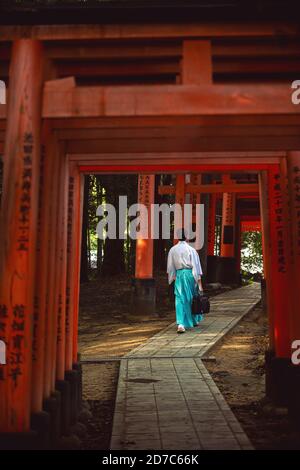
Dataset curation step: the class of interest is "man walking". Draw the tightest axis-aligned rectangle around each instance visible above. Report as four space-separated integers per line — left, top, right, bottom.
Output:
167 228 204 333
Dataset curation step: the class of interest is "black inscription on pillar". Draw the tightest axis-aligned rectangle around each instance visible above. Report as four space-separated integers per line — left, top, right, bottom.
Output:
9 304 25 388
272 173 286 274
292 166 300 257
17 132 33 252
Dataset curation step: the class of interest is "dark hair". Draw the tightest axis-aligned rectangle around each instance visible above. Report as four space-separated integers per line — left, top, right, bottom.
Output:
176 227 186 241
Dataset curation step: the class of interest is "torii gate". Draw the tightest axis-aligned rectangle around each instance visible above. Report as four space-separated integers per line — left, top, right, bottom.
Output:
157 174 259 282
0 23 300 447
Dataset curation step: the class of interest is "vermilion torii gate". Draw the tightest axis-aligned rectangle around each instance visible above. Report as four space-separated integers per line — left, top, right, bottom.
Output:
158 173 260 284
0 17 300 447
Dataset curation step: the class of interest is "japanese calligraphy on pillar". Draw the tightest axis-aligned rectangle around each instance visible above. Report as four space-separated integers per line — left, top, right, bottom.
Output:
223 193 235 226
138 174 155 238
66 176 75 339
9 304 25 388
17 133 33 252
270 172 287 274
222 193 236 247
291 165 300 257
32 144 45 363
138 174 152 208
190 174 201 223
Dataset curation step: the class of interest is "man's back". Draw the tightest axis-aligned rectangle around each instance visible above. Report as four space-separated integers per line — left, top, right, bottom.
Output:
169 241 194 271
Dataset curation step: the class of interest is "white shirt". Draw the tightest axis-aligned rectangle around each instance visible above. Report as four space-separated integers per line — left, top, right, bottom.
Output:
167 241 203 285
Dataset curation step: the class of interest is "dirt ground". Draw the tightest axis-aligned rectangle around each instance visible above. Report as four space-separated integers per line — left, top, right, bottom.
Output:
78 272 175 359
78 275 300 450
205 305 300 450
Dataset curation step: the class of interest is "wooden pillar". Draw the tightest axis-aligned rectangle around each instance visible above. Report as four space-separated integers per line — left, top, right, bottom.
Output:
50 144 68 390
206 192 218 283
31 124 54 414
259 171 273 336
263 162 292 406
135 174 155 279
66 163 84 368
268 163 291 358
0 40 44 432
207 194 217 256
286 151 300 426
259 172 271 283
221 192 236 258
55 147 69 383
133 174 156 314
286 152 300 345
43 136 61 399
235 213 241 281
199 175 210 276
190 174 201 225
174 174 185 243
218 175 238 284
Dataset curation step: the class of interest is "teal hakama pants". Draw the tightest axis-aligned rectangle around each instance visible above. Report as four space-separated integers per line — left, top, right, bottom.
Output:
174 268 203 328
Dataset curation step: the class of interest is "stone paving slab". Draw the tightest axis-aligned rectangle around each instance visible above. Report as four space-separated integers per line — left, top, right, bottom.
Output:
110 283 260 450
125 283 260 359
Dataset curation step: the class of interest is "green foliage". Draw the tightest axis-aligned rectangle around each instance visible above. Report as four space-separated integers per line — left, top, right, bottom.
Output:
241 231 263 275
86 173 138 276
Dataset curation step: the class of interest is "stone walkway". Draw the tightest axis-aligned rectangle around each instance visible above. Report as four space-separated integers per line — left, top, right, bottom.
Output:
110 283 261 450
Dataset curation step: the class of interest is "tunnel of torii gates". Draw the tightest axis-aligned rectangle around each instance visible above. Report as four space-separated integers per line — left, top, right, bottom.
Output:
0 23 300 447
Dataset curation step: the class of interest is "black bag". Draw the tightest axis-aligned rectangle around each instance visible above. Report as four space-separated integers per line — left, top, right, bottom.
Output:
200 295 210 314
192 291 210 315
192 292 202 316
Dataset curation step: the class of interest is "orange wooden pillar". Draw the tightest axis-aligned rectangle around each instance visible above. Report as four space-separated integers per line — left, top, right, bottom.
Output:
30 125 55 423
206 192 218 283
264 163 292 405
286 152 300 425
259 171 272 323
38 136 64 443
55 147 69 382
43 136 60 402
221 192 236 258
235 209 242 282
50 143 67 390
54 144 71 433
0 40 44 433
268 164 291 358
66 162 84 424
71 169 84 367
287 152 300 347
218 176 238 284
174 174 185 243
66 163 84 371
208 194 217 257
190 175 201 225
133 174 156 314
